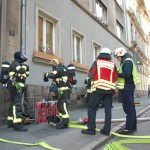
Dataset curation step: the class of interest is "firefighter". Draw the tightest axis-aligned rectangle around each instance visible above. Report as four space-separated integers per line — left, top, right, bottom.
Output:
81 48 117 136
44 59 70 129
114 47 140 135
7 52 29 132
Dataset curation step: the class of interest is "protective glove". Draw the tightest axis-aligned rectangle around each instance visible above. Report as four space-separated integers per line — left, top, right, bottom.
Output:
43 73 49 82
85 93 90 103
84 77 91 88
20 76 26 82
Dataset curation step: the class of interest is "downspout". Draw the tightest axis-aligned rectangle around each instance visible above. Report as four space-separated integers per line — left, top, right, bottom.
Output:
20 0 26 113
0 0 1 59
123 0 129 47
20 0 26 54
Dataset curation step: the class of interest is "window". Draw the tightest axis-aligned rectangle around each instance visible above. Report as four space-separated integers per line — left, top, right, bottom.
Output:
130 23 133 41
72 29 85 64
116 0 122 6
136 8 141 24
93 42 101 61
38 15 54 53
135 31 138 42
116 20 123 40
37 10 60 56
95 0 107 24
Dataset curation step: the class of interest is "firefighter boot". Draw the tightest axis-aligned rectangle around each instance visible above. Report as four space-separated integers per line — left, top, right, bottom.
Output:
14 124 28 132
56 123 68 129
56 118 69 129
81 129 96 135
7 121 13 128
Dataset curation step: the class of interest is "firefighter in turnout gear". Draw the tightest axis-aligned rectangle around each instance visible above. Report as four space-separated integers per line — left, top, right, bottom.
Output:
114 47 140 135
81 48 117 136
7 52 29 132
44 59 70 129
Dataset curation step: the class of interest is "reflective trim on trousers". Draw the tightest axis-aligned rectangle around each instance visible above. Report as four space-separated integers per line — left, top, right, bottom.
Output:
13 106 22 123
7 116 13 121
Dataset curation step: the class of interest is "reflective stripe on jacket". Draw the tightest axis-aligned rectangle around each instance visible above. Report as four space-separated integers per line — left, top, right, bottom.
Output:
47 65 69 92
91 59 117 92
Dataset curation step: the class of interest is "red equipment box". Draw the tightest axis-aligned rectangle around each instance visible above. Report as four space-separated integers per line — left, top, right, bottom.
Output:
35 101 59 124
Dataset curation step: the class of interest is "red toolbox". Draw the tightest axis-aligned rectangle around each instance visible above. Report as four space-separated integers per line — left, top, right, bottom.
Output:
35 101 59 124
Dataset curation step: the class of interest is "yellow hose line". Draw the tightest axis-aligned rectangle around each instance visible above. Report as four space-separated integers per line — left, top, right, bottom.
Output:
69 121 150 150
0 138 62 150
104 139 150 150
69 121 150 138
110 132 150 138
1 120 150 150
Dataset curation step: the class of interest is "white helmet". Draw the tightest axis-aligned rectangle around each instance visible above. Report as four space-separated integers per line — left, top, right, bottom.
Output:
114 47 127 57
100 48 112 55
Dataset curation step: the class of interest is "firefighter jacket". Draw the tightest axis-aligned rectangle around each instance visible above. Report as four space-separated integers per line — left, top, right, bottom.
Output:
88 58 117 93
46 64 70 94
9 61 29 85
117 56 140 90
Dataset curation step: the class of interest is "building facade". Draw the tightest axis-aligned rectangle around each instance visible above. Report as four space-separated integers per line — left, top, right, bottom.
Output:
0 0 149 125
126 0 150 96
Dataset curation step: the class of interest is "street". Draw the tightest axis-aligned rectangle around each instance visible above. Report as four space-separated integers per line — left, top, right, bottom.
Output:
0 96 150 150
100 109 150 150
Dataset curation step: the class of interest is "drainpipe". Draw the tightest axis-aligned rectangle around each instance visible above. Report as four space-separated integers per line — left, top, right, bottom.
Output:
20 0 26 54
20 0 26 113
123 0 129 47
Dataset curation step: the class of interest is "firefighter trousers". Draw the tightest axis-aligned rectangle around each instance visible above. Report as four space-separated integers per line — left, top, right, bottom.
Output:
120 89 137 131
87 92 113 134
57 93 69 125
7 84 24 126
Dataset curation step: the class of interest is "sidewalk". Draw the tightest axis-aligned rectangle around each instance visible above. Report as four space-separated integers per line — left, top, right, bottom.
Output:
0 96 150 150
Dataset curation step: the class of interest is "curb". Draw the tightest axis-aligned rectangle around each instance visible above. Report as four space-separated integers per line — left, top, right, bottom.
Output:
79 105 150 150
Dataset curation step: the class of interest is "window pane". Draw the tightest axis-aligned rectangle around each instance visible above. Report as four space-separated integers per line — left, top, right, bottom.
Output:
131 23 133 41
76 36 80 63
96 0 107 24
117 21 123 39
46 20 53 51
72 31 84 64
96 2 102 19
73 35 76 61
38 16 43 51
117 24 121 39
95 46 98 60
102 7 107 23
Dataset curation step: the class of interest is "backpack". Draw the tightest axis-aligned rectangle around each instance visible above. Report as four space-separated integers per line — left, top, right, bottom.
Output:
0 61 10 84
67 64 77 85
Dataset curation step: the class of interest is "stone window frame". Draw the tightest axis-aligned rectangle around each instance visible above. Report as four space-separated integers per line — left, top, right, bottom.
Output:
115 0 122 7
33 4 62 65
35 4 61 56
116 20 123 40
70 26 88 71
95 0 107 25
71 26 86 64
92 39 101 61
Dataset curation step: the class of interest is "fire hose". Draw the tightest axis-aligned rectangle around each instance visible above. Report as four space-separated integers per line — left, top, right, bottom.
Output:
103 139 150 150
0 138 61 150
68 118 150 150
78 117 150 124
96 117 150 123
1 118 150 150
